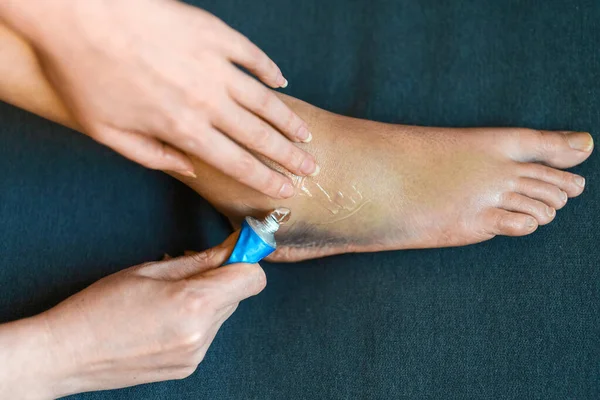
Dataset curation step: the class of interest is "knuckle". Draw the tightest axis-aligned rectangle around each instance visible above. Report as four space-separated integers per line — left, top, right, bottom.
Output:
231 152 257 182
186 293 212 314
255 269 267 292
163 111 192 138
251 123 274 152
178 330 206 351
255 90 273 114
245 264 267 293
282 110 297 133
557 171 571 186
175 366 197 380
176 282 216 314
179 124 210 151
495 212 509 231
186 93 215 115
512 128 540 142
533 165 552 182
188 250 212 266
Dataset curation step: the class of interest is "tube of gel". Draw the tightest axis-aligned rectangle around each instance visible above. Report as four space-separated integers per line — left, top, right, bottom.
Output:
223 208 290 265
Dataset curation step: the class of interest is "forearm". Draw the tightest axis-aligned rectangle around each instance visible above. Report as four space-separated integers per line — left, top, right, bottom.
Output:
0 316 71 399
0 0 76 43
0 23 78 130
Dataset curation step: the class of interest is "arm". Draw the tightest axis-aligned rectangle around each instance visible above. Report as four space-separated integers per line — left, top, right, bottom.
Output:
0 23 76 130
0 0 317 198
0 237 265 399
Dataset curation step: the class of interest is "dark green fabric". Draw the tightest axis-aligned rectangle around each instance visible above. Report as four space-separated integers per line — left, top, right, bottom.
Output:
1 0 599 398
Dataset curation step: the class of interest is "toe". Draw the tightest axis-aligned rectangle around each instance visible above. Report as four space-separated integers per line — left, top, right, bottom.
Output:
510 129 593 169
483 208 539 237
519 163 585 198
501 192 556 225
514 177 568 210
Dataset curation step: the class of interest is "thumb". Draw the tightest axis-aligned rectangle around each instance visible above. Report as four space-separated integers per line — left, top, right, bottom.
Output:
193 262 267 308
135 232 240 280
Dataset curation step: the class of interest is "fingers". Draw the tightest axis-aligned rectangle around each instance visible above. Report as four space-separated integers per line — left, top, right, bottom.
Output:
217 23 286 89
137 232 240 280
193 263 267 308
212 99 318 177
228 70 312 143
91 126 195 176
172 124 296 198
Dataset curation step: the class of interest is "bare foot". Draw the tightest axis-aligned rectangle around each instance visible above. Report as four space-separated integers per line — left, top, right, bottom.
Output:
176 94 593 262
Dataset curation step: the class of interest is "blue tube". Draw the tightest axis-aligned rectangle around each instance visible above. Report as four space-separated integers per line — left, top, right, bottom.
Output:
223 219 276 265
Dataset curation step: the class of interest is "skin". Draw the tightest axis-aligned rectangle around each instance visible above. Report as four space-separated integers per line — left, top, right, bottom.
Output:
0 235 266 399
0 0 318 199
0 22 593 263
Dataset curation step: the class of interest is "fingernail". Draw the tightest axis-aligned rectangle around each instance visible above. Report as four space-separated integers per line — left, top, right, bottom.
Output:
567 132 594 152
560 190 568 202
574 176 586 188
180 170 197 178
300 157 316 175
546 206 555 217
309 164 320 177
297 126 311 142
279 74 288 88
279 182 295 198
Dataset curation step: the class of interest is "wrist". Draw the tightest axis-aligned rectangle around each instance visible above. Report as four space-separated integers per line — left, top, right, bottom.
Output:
0 0 92 46
0 0 63 41
0 315 72 399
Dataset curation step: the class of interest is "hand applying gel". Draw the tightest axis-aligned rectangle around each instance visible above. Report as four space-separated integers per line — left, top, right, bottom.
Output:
0 0 318 198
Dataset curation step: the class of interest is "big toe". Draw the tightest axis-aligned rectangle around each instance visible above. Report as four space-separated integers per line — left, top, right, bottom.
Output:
511 130 593 169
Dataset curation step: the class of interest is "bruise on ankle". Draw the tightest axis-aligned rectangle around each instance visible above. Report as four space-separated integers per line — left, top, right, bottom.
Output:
275 220 353 249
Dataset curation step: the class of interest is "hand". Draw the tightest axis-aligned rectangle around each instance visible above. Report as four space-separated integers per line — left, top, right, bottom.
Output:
10 235 265 398
1 0 318 198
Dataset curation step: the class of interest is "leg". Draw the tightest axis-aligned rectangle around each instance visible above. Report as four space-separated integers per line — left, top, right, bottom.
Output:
0 23 593 262
180 96 592 261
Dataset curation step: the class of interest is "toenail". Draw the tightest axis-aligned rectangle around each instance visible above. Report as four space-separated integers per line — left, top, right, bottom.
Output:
574 176 586 188
526 217 537 229
300 157 317 175
546 206 555 217
567 132 594 152
560 190 568 202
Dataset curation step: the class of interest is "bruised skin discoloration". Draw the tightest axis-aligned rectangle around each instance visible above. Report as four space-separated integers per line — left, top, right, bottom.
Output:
178 94 592 262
